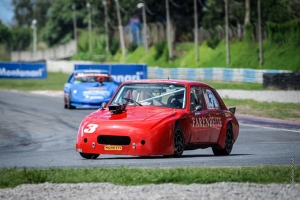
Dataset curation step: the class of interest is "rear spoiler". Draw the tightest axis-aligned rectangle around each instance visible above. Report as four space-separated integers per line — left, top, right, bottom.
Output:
229 107 236 115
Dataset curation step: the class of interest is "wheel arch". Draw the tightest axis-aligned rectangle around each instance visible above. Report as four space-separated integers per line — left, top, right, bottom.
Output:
217 119 233 149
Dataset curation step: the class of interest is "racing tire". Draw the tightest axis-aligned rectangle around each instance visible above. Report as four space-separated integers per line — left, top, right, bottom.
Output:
79 152 99 159
64 97 68 109
212 123 233 156
173 124 185 157
68 94 76 109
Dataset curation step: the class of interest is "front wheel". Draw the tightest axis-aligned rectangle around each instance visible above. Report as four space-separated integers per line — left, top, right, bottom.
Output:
212 123 233 156
79 152 99 159
67 94 75 109
173 124 185 157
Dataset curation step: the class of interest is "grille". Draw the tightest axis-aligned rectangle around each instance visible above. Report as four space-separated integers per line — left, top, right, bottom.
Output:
97 135 131 145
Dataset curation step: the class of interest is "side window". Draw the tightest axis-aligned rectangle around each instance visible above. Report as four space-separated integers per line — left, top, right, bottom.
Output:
203 89 220 109
190 87 204 110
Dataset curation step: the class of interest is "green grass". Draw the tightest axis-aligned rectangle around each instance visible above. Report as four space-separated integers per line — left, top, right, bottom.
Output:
121 40 300 71
0 72 70 91
223 98 300 122
0 166 298 188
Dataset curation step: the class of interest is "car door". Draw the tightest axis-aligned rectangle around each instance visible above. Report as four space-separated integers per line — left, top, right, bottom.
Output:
188 86 210 143
203 88 224 143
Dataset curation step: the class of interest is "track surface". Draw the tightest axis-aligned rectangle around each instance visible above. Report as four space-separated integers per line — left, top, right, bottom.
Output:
0 90 299 168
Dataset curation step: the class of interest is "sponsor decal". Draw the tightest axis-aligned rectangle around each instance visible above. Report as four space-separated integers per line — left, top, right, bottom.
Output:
104 145 122 150
111 71 143 83
0 68 44 78
192 117 222 127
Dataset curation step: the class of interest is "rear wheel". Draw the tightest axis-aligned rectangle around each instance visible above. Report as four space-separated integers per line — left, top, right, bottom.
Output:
212 123 233 156
79 152 99 159
173 124 185 157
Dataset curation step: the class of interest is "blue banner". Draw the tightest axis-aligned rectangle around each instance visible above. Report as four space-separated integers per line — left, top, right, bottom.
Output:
0 62 47 79
75 64 147 84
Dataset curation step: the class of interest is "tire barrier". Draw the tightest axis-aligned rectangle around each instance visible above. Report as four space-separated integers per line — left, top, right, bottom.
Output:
263 73 300 90
148 67 291 83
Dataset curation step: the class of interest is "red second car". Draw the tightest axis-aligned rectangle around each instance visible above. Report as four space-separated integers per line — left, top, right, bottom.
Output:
76 79 239 159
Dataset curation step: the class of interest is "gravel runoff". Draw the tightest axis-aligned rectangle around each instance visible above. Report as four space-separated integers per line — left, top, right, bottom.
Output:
0 182 299 200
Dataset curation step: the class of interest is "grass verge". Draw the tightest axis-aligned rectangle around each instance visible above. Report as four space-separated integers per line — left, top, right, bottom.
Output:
0 166 299 188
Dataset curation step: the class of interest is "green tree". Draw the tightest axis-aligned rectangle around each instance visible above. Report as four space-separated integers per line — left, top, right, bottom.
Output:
0 22 12 49
12 0 53 29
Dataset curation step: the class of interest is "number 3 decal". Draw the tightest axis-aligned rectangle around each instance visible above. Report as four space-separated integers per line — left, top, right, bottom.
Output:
84 124 98 133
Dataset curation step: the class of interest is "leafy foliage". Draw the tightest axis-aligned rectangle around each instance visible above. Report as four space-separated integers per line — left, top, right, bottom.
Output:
11 28 32 51
154 40 167 60
128 42 138 53
110 38 119 56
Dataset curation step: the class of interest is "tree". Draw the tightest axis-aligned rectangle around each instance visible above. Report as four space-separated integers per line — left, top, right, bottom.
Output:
12 0 53 29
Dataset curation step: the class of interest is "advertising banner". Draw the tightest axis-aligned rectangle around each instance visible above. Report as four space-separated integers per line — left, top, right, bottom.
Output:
75 64 147 84
0 62 47 79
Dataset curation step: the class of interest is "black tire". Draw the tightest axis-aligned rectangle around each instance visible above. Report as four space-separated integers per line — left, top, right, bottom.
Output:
68 94 75 109
64 97 68 109
79 152 99 159
173 124 185 157
212 123 233 156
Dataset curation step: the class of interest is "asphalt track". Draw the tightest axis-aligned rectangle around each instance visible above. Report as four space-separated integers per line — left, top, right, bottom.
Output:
0 90 299 169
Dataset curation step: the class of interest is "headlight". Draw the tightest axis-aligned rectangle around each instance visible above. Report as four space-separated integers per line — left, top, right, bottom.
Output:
73 90 77 94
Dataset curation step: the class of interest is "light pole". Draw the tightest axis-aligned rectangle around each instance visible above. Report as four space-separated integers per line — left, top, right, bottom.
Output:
166 0 173 60
86 1 92 54
102 0 110 53
31 19 37 52
115 0 126 57
194 0 198 62
137 1 148 52
72 4 78 42
224 0 230 65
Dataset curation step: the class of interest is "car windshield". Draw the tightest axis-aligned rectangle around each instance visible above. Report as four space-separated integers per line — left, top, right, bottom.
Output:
110 83 186 109
73 72 112 83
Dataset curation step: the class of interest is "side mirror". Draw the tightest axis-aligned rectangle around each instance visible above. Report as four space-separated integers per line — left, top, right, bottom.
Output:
101 102 107 109
195 105 203 111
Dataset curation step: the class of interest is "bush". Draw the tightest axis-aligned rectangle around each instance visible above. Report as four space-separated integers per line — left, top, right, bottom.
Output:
154 40 167 60
110 39 119 56
128 42 138 53
207 36 220 49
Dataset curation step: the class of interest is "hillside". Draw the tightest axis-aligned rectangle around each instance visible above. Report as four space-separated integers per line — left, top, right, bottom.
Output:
119 40 300 72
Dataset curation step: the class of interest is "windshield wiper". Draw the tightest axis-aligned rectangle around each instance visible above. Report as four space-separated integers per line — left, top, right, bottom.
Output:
123 98 143 106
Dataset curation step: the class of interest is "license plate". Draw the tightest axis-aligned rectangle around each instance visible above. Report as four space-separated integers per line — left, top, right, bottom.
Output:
104 145 122 150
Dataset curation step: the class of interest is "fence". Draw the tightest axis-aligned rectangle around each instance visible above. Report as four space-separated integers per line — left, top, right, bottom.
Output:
11 40 77 62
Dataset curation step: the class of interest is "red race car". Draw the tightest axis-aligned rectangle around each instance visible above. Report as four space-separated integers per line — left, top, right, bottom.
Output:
76 79 239 159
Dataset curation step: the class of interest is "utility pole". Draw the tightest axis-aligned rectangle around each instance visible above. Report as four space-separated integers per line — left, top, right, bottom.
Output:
224 0 230 65
258 0 263 67
31 19 37 52
102 0 110 53
86 1 92 54
166 0 173 60
115 0 126 57
72 4 78 54
142 0 148 52
194 0 199 62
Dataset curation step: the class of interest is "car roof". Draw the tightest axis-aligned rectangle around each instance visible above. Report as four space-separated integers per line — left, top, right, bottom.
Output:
73 69 109 74
121 79 213 89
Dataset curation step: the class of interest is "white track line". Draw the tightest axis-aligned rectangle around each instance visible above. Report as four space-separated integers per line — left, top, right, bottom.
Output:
240 123 300 133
